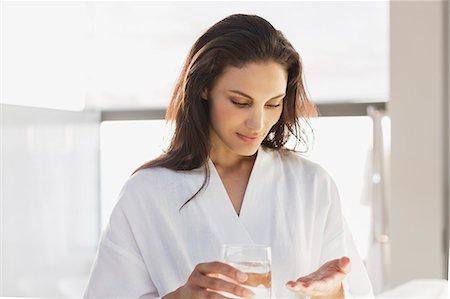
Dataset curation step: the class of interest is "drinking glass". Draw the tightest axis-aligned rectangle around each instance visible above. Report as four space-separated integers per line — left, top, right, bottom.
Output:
219 244 272 299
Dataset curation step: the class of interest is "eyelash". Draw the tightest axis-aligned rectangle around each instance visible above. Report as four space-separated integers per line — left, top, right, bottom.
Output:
230 100 281 109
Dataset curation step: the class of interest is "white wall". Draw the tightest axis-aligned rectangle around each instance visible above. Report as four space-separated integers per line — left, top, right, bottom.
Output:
389 0 449 287
447 0 450 278
1 105 101 297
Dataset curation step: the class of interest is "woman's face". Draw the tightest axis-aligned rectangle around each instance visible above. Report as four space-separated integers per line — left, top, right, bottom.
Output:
204 60 288 158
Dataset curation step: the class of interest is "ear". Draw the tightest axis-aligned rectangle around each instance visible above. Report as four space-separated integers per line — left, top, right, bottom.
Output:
201 88 208 100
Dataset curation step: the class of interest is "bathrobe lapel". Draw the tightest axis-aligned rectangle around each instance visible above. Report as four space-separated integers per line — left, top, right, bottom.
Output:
201 147 274 246
237 147 276 246
202 158 255 245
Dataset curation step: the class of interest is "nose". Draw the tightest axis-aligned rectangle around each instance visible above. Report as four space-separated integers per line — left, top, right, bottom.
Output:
245 106 265 132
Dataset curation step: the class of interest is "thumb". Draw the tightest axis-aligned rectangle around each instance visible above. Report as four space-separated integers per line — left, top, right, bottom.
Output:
338 256 351 274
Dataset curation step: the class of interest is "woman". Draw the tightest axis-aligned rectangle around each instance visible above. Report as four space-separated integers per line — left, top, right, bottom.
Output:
83 14 374 299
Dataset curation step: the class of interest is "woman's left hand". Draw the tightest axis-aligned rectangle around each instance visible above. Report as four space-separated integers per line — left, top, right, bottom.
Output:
285 256 351 298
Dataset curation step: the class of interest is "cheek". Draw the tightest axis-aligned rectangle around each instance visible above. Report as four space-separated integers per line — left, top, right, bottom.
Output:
267 110 283 127
210 102 237 129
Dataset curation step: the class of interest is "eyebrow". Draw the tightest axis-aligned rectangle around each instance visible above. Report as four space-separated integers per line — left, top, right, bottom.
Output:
227 90 285 101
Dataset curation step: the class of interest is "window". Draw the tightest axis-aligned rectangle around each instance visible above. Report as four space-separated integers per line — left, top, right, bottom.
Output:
298 116 375 260
100 115 388 261
100 120 169 228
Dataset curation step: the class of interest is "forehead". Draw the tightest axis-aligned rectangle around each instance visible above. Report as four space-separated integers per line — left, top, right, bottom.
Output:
212 61 288 95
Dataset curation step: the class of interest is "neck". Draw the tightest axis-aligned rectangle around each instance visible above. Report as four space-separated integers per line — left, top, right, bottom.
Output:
210 147 257 170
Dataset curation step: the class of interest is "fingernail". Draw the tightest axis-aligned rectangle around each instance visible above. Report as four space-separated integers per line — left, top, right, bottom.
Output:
286 283 299 291
286 282 297 290
238 271 248 282
340 257 351 272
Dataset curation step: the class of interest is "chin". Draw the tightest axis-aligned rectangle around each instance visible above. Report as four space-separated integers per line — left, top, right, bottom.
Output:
235 145 260 157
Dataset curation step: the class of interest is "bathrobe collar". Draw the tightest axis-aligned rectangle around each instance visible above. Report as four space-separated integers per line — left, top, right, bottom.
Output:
200 146 273 246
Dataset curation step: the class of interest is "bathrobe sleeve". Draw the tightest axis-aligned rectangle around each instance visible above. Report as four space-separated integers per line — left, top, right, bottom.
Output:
83 201 161 299
319 175 374 298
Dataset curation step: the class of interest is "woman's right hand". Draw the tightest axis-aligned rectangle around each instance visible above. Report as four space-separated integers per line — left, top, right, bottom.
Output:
163 261 256 299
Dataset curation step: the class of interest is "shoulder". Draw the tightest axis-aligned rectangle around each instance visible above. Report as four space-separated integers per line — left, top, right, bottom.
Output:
116 166 203 209
266 147 333 183
263 147 339 198
126 166 182 186
125 165 204 192
269 148 341 209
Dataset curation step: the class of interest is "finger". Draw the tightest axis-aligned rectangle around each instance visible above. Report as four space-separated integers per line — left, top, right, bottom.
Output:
287 275 332 291
290 276 343 295
196 262 249 282
294 274 315 283
197 275 255 299
338 256 352 274
296 270 347 286
286 280 310 291
286 281 314 296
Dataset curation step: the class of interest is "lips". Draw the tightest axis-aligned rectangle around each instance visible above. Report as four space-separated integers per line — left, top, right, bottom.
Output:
236 132 260 142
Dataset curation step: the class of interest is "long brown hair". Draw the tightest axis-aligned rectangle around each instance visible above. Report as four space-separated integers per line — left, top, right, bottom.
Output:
133 14 317 210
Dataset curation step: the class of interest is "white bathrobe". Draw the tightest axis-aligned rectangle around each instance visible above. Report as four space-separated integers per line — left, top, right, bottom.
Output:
83 146 374 299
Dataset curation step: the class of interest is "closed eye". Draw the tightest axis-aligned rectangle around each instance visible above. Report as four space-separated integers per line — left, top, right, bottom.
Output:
231 99 250 107
231 99 281 109
266 104 281 108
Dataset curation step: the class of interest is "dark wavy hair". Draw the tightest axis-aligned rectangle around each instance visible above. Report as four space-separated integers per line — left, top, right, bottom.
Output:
133 14 317 210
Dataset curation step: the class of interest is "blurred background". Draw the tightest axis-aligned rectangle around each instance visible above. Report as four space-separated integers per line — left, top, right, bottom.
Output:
1 1 449 298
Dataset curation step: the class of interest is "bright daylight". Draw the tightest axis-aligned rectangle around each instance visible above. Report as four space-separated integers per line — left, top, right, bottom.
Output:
1 1 449 299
